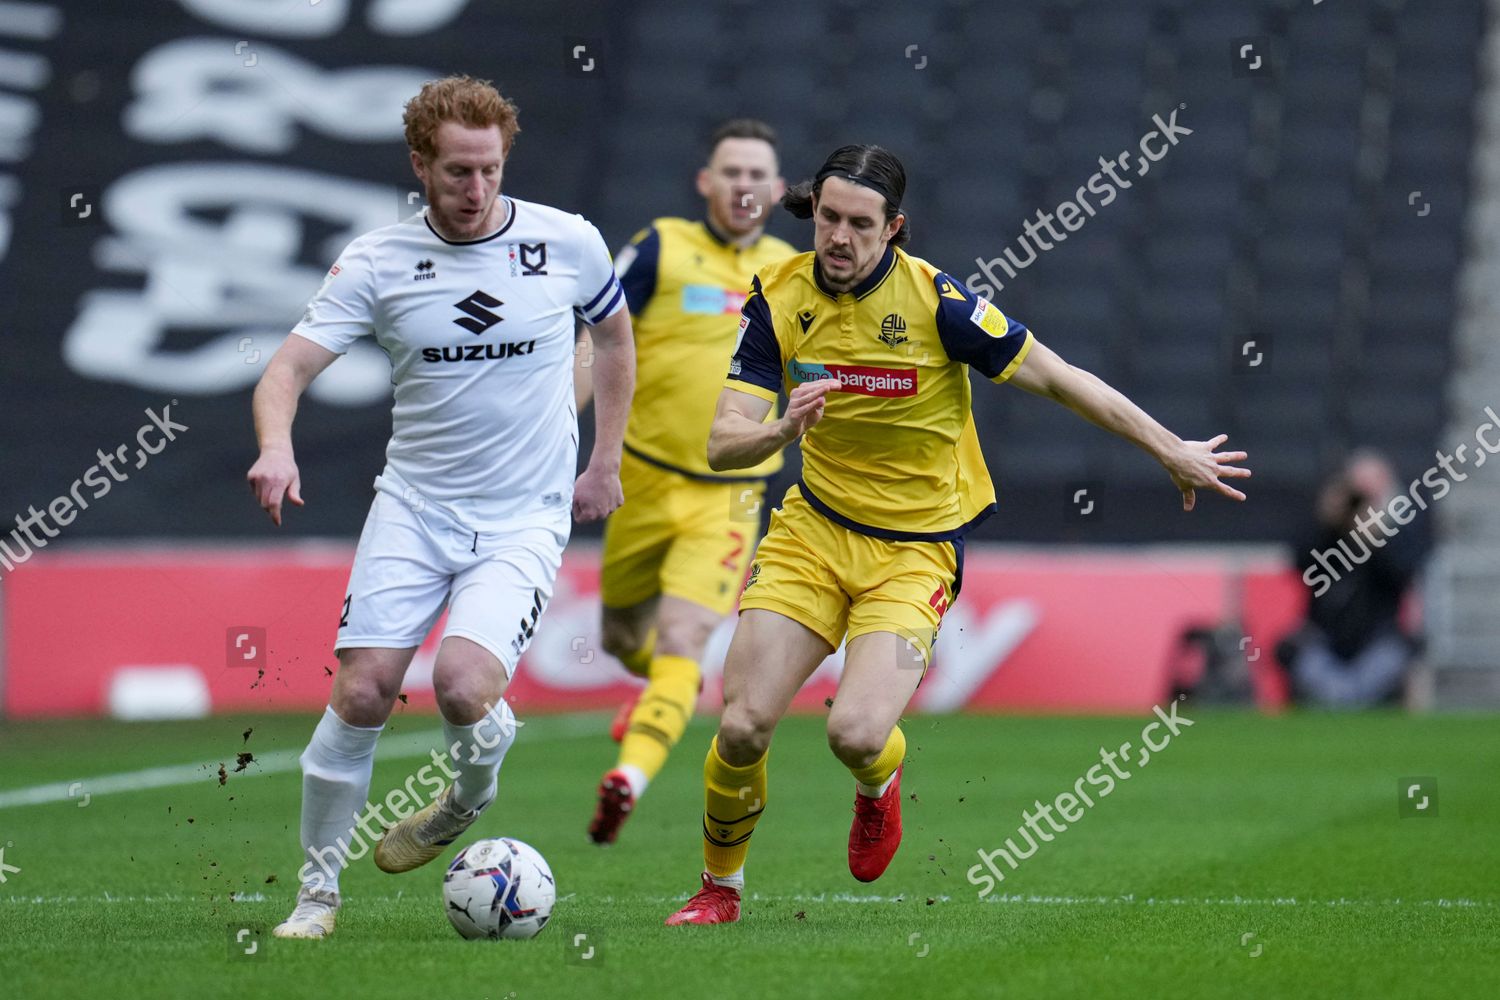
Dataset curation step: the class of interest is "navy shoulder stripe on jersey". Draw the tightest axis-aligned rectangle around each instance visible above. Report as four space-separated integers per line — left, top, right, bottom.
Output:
932 270 1031 379
726 274 782 393
618 225 660 315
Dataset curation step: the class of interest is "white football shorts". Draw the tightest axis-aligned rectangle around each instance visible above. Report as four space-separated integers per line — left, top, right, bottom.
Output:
335 487 568 678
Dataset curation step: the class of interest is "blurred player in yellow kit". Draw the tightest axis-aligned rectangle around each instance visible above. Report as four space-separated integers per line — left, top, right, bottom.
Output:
665 144 1252 924
576 120 794 843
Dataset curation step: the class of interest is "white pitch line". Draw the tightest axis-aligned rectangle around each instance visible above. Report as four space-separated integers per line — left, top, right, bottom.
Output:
979 893 1497 909
4 892 1493 910
0 713 603 811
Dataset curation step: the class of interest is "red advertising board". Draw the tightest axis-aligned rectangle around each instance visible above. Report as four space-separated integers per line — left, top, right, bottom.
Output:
0 545 1299 718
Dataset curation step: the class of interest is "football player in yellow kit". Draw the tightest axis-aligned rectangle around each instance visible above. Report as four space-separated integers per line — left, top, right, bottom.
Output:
577 120 795 843
665 144 1250 924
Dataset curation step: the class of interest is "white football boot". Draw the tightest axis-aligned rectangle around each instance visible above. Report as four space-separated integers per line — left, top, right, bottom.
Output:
272 885 340 939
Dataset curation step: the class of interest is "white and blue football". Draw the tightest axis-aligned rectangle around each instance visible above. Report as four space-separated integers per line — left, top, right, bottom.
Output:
442 837 556 940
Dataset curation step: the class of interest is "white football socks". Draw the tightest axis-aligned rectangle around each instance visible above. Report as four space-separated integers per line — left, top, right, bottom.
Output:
442 699 518 813
618 764 649 798
708 869 744 892
297 705 382 893
856 773 897 798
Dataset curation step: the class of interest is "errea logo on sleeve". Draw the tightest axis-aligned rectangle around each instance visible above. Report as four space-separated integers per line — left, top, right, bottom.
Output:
970 298 1010 338
313 264 340 297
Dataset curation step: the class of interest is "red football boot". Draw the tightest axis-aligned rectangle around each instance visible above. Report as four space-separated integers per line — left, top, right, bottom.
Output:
664 872 741 925
608 692 640 743
587 769 636 845
848 765 903 882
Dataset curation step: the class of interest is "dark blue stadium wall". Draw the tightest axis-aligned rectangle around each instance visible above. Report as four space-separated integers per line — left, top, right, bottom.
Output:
0 0 1478 544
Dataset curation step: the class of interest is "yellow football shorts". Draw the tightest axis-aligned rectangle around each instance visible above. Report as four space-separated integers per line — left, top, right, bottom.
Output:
737 484 963 666
600 448 766 616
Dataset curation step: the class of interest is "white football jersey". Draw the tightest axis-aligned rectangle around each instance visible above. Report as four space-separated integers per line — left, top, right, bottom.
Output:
294 196 625 530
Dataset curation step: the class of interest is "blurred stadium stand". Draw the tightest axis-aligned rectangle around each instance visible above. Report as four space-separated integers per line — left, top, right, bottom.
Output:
0 0 1493 708
0 0 1474 544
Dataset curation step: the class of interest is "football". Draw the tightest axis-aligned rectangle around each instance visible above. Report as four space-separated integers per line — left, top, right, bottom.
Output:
442 837 556 940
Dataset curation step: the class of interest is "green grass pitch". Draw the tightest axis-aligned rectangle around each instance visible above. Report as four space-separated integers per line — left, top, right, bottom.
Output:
0 708 1496 998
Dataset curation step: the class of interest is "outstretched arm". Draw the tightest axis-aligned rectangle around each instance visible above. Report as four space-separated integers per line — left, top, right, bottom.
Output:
573 307 635 522
247 333 339 525
1007 340 1250 511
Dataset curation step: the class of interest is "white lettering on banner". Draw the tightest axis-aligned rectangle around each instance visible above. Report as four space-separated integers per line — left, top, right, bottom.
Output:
0 12 55 266
178 0 345 36
366 0 473 37
62 164 399 405
126 40 432 153
177 0 472 37
0 174 18 263
0 88 40 162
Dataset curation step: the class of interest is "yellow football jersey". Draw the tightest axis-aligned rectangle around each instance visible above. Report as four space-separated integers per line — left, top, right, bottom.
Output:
615 217 796 480
725 246 1034 540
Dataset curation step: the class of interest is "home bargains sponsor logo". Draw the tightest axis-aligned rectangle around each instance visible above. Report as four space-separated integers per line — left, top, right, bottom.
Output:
787 360 917 397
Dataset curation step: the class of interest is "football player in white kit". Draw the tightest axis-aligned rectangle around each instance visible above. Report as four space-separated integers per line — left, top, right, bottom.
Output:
247 76 634 939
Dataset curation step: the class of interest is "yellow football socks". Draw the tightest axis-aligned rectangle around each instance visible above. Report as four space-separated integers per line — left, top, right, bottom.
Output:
701 736 768 877
618 654 699 781
850 725 906 792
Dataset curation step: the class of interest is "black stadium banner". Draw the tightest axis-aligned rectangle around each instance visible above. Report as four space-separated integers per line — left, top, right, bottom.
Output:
1 1 1345 546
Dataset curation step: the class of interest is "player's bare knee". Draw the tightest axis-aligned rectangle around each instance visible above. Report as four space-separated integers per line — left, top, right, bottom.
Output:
434 673 504 726
432 656 505 725
826 715 886 768
435 688 499 726
332 672 399 727
718 704 775 762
